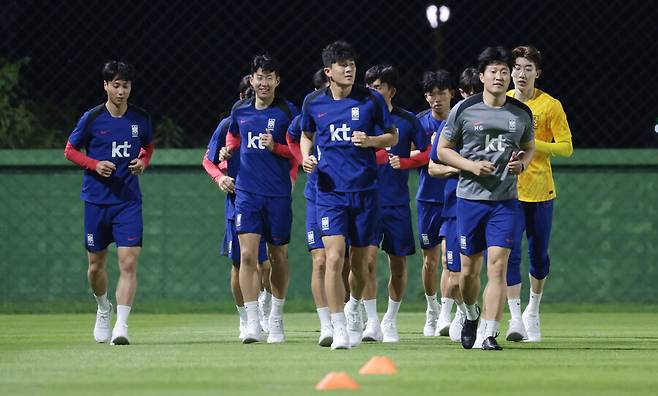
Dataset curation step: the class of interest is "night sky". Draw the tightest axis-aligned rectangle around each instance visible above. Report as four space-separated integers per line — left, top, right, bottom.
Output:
3 0 657 148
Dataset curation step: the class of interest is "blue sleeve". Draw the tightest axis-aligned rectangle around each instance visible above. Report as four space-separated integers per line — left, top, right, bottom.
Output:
228 101 240 137
142 114 153 147
301 97 316 135
430 128 441 162
371 90 393 136
412 116 429 152
288 115 302 141
206 118 229 164
68 112 91 148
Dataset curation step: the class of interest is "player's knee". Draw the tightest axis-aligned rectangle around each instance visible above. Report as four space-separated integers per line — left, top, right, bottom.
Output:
530 262 549 280
240 249 259 267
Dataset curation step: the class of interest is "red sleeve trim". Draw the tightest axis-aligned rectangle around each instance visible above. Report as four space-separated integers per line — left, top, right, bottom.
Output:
286 132 303 165
375 148 389 165
272 142 294 159
226 132 241 150
138 143 155 168
202 149 224 181
64 141 99 171
399 145 431 169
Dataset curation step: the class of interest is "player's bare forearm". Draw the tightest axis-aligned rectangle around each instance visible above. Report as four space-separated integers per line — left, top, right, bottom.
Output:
300 132 313 160
437 136 470 171
428 161 459 178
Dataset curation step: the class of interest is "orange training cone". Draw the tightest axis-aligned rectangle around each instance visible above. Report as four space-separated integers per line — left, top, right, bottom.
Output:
358 356 398 375
315 371 360 390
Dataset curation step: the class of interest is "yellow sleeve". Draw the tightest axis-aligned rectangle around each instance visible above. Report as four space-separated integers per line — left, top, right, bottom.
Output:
535 99 573 157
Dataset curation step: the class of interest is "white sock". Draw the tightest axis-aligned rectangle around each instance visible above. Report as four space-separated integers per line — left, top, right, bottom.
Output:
264 290 272 302
317 307 331 328
245 301 259 323
484 320 499 338
363 299 378 322
94 292 110 312
508 298 522 320
271 296 285 317
383 297 401 321
440 297 454 317
331 312 346 327
465 303 479 321
347 295 361 311
425 293 439 313
527 291 542 315
236 305 247 322
115 305 131 328
456 301 467 315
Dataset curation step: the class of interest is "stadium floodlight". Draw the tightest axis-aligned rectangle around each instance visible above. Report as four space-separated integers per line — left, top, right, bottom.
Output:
426 5 439 28
439 5 450 23
426 4 450 28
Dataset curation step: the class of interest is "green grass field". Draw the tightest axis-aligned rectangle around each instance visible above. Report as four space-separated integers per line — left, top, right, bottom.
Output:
2 310 657 395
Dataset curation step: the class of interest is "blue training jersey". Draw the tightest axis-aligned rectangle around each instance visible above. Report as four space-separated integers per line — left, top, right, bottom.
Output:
228 96 298 197
206 116 240 220
429 128 458 218
416 109 446 203
68 104 152 204
301 85 393 193
376 106 428 206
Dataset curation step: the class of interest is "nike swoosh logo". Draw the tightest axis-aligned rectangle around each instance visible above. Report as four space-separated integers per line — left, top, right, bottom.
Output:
239 119 248 124
318 112 328 118
127 237 138 241
99 130 110 135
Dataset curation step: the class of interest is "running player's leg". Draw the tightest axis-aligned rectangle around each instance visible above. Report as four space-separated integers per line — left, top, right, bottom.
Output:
418 201 442 336
505 211 527 342
85 202 113 343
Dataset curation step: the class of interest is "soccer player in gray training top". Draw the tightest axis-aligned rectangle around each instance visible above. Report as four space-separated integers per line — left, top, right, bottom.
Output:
437 46 535 351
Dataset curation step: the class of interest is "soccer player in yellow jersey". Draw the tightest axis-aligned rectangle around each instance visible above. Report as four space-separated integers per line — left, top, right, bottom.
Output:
504 45 573 342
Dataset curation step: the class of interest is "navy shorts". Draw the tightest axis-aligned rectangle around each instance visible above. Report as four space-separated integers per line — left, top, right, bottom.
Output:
305 198 325 251
84 201 142 252
373 204 416 256
235 190 292 246
417 201 444 250
315 189 378 248
507 199 554 285
443 217 461 272
457 198 522 256
222 219 269 266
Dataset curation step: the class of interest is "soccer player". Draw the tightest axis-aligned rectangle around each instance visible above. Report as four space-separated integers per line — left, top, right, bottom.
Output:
64 61 154 345
416 70 454 337
361 64 428 343
224 54 298 344
437 46 535 351
428 67 483 342
202 75 272 341
286 68 335 347
300 41 397 350
505 45 573 342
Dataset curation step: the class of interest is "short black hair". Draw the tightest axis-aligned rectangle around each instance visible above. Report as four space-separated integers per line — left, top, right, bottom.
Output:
459 67 483 95
239 74 253 98
312 68 328 89
477 46 512 73
101 61 134 82
250 54 280 76
321 41 357 67
364 64 399 89
421 69 453 93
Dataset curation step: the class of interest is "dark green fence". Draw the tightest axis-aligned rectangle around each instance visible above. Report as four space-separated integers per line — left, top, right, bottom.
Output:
1 149 656 312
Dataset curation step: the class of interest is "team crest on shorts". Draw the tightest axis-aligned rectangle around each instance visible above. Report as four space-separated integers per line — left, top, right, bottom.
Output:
87 233 94 246
321 217 330 231
447 251 453 265
421 234 429 245
307 231 315 244
227 240 232 256
236 214 242 227
460 236 467 250
131 124 139 137
351 107 359 120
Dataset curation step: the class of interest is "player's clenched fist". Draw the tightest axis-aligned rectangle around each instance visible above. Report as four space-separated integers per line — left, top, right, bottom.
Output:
351 131 371 147
303 155 318 174
95 160 116 178
469 160 495 176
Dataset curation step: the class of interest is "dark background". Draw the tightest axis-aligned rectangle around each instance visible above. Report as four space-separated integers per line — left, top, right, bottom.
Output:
2 0 657 148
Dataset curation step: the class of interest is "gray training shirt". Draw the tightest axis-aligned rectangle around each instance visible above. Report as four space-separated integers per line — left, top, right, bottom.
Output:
441 93 534 201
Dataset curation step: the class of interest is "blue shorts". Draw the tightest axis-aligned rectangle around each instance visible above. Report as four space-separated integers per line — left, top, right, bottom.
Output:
507 200 554 285
305 198 325 251
235 190 292 246
443 217 461 272
315 189 379 248
373 205 416 256
222 219 269 267
417 201 444 250
457 198 522 256
84 201 142 252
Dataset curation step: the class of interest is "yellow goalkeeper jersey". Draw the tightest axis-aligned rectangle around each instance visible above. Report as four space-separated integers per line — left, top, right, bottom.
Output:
506 88 573 202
